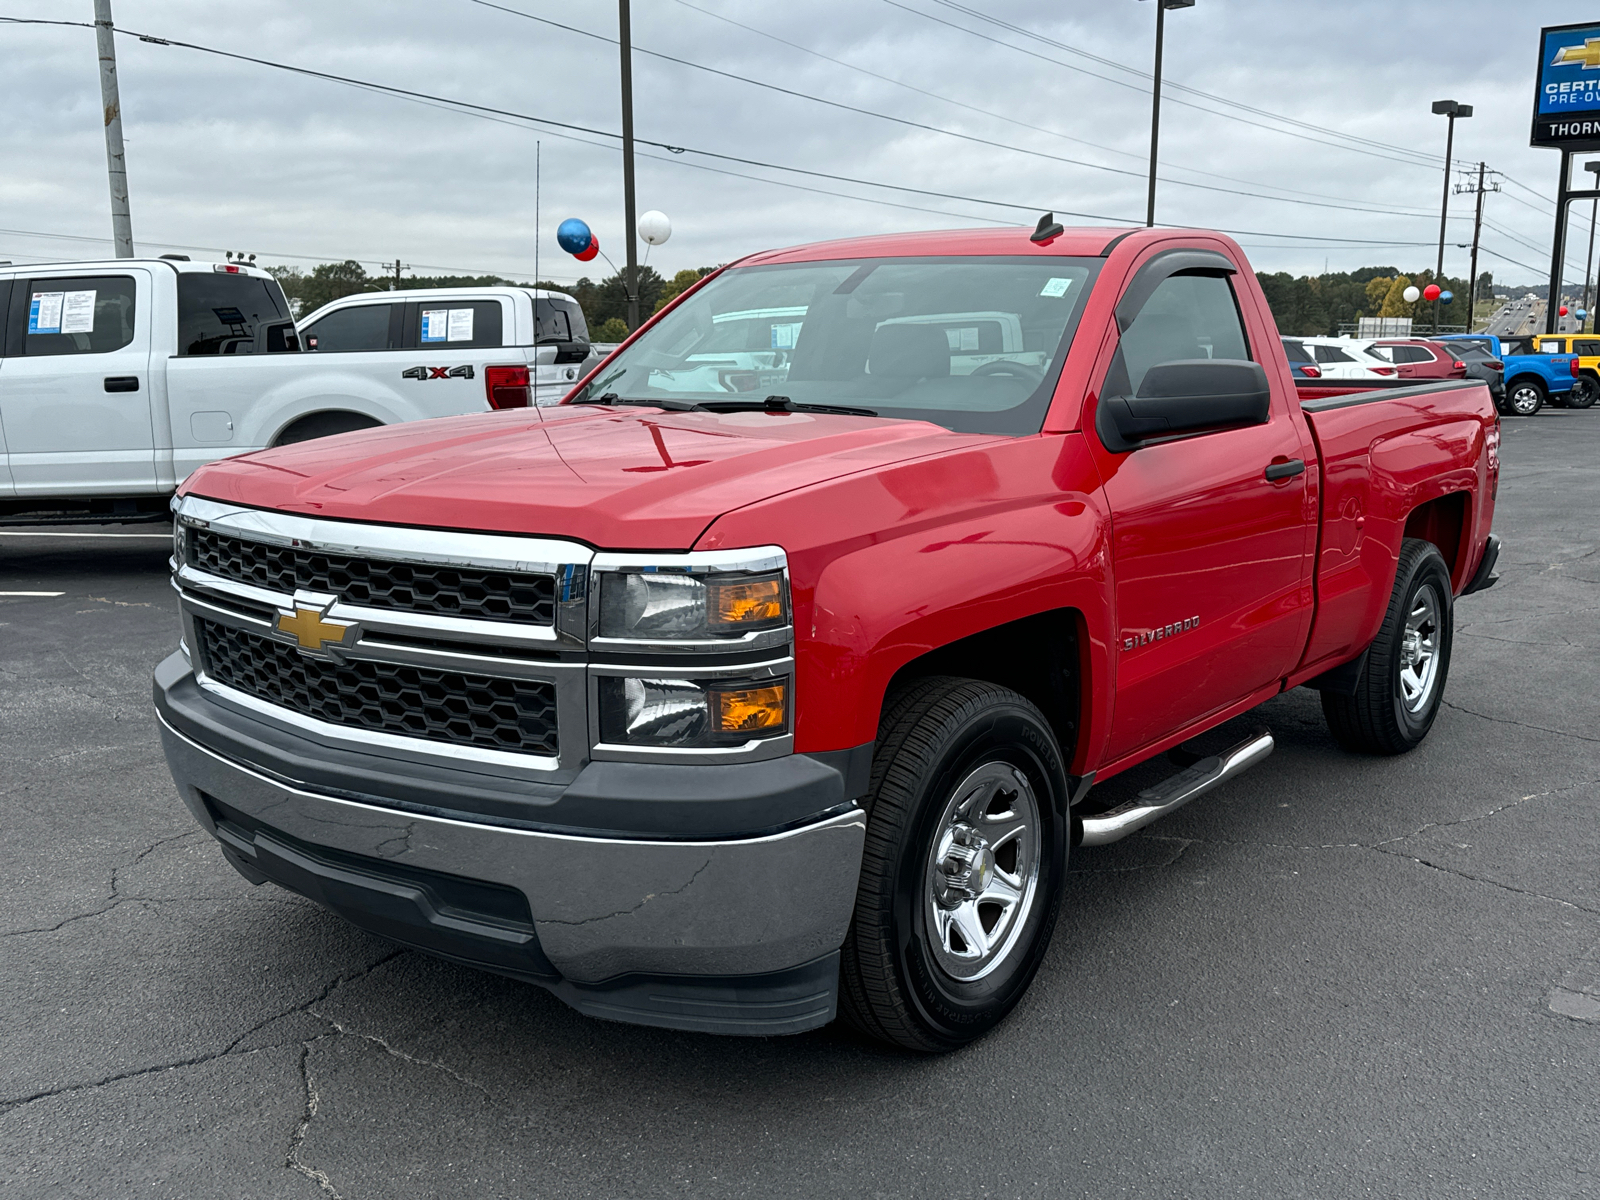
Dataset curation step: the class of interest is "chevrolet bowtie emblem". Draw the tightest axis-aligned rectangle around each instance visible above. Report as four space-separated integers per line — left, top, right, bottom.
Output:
276 606 355 653
1554 38 1600 70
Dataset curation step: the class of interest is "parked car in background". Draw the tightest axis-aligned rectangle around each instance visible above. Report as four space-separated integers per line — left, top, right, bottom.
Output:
1531 334 1600 408
1450 342 1505 405
1365 340 1470 381
0 262 601 527
157 224 1500 1051
1295 336 1396 380
1438 334 1583 416
1280 337 1324 381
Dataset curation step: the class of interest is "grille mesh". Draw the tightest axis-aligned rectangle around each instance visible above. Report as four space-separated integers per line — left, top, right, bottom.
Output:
196 619 558 756
186 528 555 625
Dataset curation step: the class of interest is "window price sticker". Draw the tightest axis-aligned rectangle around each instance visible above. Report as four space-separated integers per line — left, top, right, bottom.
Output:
1040 278 1073 298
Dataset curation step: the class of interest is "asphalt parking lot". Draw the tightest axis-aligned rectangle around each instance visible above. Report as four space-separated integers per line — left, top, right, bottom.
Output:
2 413 1598 1199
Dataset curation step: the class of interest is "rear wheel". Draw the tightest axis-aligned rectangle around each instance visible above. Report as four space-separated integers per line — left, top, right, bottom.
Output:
1322 538 1453 755
839 677 1068 1052
1505 379 1545 416
1567 376 1598 410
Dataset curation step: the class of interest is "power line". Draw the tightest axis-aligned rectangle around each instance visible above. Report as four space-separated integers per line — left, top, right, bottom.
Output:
467 0 1464 223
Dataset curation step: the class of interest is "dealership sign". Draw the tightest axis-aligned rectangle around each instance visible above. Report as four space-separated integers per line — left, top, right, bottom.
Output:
1534 21 1600 150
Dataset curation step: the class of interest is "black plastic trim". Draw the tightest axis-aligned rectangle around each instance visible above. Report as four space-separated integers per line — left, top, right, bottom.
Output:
1300 379 1483 413
1303 649 1368 696
1114 248 1238 333
1461 533 1501 596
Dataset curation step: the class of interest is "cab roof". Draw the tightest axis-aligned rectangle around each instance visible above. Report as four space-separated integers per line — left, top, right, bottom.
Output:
739 224 1139 266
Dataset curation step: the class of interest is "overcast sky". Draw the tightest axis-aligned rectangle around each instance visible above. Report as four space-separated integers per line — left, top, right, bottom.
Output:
0 1 1590 290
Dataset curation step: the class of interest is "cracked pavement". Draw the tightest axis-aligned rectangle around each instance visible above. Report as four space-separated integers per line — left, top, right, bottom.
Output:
2 410 1598 1198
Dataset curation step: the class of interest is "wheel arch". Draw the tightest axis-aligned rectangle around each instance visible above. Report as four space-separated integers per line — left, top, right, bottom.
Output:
1402 491 1470 591
1503 372 1547 394
269 409 385 447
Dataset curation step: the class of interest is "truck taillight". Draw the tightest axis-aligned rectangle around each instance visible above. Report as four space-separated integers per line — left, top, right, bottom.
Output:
212 263 243 274
485 365 531 409
1571 358 1581 378
1302 363 1321 378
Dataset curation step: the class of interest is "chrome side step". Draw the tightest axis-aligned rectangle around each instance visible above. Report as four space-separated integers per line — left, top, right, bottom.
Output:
1079 728 1274 847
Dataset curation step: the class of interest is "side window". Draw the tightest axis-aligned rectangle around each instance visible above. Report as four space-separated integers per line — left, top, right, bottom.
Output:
1575 339 1600 356
535 296 588 344
404 300 503 350
17 275 137 356
1120 273 1249 393
177 274 292 355
303 303 394 352
1281 340 1313 364
1313 345 1356 364
1537 340 1564 354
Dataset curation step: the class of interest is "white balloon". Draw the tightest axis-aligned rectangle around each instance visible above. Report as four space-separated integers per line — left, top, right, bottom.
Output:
638 210 672 246
1402 285 1421 303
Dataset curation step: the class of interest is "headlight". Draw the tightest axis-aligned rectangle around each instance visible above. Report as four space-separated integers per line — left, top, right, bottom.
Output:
598 675 789 748
592 549 789 646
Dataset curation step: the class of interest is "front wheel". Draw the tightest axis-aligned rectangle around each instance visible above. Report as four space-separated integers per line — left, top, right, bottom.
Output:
1505 379 1545 416
839 678 1068 1052
1322 538 1453 755
1567 376 1599 410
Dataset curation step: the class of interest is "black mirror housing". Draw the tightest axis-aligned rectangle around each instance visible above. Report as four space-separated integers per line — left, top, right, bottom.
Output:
1097 358 1271 452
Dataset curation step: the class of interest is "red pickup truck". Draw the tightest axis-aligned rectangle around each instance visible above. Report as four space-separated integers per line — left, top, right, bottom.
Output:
154 223 1501 1052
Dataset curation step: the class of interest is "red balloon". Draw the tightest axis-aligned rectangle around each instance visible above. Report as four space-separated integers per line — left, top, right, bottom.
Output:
1559 305 1570 316
1422 284 1441 302
575 235 600 263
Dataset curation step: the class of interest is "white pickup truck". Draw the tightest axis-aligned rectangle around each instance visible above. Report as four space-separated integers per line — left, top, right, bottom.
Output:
0 258 595 525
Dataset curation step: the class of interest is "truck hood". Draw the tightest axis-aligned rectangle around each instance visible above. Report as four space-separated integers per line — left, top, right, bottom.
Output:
182 405 995 549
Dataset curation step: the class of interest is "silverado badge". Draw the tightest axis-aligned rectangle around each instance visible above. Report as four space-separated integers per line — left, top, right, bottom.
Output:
275 605 357 655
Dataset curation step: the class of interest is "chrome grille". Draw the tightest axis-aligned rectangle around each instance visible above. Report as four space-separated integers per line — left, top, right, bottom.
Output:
187 528 556 625
194 618 558 756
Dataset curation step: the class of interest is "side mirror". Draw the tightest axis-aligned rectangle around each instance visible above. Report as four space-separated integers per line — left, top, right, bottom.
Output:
1097 359 1271 452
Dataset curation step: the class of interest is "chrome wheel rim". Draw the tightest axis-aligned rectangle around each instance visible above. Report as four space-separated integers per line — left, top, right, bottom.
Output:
1398 583 1442 714
1510 386 1540 415
923 761 1041 982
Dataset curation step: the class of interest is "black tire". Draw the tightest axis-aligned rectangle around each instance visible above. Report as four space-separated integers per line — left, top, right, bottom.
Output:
839 677 1068 1052
1505 378 1545 416
1567 376 1599 410
1321 538 1453 756
272 411 382 446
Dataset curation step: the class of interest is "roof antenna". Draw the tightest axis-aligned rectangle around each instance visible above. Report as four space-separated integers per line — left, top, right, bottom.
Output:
1031 212 1064 243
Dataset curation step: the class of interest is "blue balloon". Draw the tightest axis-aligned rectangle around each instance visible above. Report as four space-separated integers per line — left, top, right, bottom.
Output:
1439 291 1453 304
1580 309 1590 320
556 218 593 255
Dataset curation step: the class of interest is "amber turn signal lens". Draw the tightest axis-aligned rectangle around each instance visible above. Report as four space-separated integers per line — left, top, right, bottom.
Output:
710 577 783 627
714 684 787 733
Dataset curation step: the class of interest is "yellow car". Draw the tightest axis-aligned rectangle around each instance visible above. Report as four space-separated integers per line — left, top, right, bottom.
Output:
1534 334 1600 407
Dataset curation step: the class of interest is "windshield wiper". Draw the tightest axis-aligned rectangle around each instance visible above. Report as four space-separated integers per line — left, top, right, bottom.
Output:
574 393 707 411
697 395 879 417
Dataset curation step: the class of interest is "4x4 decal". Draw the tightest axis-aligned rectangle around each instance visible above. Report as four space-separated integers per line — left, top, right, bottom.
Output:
401 365 475 381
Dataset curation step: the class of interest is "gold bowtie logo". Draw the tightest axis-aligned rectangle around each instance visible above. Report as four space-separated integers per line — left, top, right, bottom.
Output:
276 606 355 653
1555 38 1600 69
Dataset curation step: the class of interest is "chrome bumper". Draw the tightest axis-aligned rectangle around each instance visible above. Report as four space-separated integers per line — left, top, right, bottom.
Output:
158 716 866 987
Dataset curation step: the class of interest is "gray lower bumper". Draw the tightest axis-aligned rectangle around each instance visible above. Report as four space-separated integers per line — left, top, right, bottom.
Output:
158 716 866 1033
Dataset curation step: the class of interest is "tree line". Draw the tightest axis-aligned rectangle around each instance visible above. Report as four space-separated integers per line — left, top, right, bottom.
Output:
267 261 715 341
267 259 1496 342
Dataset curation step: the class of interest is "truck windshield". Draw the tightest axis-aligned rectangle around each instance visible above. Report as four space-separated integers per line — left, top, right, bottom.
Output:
570 255 1099 435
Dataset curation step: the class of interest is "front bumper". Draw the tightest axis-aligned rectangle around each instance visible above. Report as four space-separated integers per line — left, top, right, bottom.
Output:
155 656 867 1036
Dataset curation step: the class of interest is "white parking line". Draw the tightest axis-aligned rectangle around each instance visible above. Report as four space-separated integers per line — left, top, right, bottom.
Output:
0 591 66 597
0 531 171 538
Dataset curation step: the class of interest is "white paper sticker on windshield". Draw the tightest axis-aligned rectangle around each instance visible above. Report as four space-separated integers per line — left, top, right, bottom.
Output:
29 292 64 334
447 308 474 342
61 290 97 334
420 309 448 343
1040 277 1073 298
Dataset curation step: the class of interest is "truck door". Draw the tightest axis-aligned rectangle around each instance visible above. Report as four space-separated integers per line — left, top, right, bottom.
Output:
0 270 156 496
1090 252 1315 761
394 298 509 415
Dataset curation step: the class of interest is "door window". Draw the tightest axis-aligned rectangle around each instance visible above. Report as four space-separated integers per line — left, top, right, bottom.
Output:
535 296 588 344
302 303 395 352
14 276 137 356
403 300 504 350
1311 344 1357 365
1575 339 1600 356
1281 340 1313 364
1120 273 1250 393
177 273 294 355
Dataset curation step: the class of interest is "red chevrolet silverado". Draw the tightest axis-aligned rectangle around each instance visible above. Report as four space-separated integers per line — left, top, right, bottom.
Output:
154 223 1501 1051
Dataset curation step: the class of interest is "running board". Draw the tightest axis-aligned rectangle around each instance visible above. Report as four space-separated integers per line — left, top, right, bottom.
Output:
1078 728 1275 847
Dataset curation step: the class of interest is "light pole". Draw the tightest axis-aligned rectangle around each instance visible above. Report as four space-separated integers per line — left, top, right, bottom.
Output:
1431 100 1471 332
1582 160 1600 329
1144 0 1194 228
618 0 639 331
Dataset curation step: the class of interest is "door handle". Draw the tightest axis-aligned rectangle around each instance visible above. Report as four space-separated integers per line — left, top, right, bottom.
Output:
1264 458 1305 481
104 376 140 393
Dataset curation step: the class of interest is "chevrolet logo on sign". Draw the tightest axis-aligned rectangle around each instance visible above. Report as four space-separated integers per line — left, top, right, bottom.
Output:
275 605 356 655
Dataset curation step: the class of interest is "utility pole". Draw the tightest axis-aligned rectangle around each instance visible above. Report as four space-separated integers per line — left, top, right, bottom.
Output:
1144 0 1194 228
1456 163 1498 334
1545 150 1573 336
390 259 409 291
93 0 133 257
1582 161 1600 325
618 0 640 331
1430 100 1471 333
